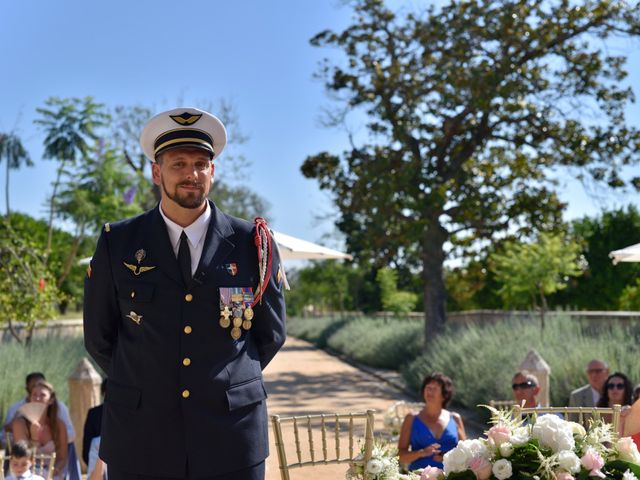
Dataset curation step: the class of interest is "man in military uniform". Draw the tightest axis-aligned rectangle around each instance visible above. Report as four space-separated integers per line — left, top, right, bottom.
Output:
83 107 286 480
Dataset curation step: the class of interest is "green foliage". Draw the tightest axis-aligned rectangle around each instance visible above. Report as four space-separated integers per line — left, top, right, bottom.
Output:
303 0 640 335
287 315 422 368
403 316 640 413
554 207 640 310
35 97 109 165
0 218 64 343
56 143 142 235
619 279 640 310
289 313 640 412
285 315 352 349
490 232 583 314
4 212 93 311
0 335 89 419
376 267 417 314
326 317 423 369
285 261 368 315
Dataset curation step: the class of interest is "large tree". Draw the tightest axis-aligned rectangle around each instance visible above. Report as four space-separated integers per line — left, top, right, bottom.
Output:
302 0 640 344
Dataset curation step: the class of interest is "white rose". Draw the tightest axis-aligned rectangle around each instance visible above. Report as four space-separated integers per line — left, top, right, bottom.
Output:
557 450 581 474
618 437 640 464
532 415 575 452
492 459 513 480
623 470 639 480
499 442 514 458
458 439 490 459
367 458 384 475
511 426 530 446
443 447 470 473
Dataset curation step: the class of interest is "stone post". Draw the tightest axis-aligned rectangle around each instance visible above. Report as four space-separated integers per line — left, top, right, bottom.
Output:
520 349 551 407
68 358 102 470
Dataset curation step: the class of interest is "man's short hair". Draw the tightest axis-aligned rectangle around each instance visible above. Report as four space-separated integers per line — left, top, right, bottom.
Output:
11 440 33 458
25 372 46 387
512 370 539 386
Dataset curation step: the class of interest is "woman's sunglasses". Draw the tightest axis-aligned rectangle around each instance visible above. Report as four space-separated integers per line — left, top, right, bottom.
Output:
606 382 625 390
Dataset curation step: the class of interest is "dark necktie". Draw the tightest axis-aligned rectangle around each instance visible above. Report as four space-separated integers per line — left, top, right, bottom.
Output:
178 231 192 286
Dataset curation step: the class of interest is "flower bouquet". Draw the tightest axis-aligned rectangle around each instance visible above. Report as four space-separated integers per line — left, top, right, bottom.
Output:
429 406 640 480
346 440 420 480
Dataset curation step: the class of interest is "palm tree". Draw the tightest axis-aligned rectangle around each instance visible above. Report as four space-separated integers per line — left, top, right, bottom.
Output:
34 97 109 261
0 132 32 217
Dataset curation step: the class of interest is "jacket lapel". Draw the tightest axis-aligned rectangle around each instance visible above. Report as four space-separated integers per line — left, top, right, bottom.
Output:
192 201 235 286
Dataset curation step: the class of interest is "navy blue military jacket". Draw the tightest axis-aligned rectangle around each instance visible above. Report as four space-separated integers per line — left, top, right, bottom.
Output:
83 202 286 478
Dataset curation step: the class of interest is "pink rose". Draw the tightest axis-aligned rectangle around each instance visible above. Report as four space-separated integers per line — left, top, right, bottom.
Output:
555 472 575 480
581 448 605 478
488 424 511 447
469 457 492 480
421 465 444 480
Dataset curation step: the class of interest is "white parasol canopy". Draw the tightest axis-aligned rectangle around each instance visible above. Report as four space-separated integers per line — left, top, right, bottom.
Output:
609 242 640 264
272 230 352 261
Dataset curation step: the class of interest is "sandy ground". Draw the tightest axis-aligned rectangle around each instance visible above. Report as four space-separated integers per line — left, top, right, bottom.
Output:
262 336 416 480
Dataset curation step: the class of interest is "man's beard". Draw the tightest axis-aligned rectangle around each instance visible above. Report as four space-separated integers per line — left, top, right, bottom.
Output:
161 178 208 209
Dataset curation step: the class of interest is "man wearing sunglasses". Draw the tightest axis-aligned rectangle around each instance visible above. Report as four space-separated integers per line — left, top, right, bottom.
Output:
512 372 541 408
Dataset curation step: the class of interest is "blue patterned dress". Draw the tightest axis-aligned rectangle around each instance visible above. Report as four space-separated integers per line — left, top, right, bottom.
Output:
408 414 459 470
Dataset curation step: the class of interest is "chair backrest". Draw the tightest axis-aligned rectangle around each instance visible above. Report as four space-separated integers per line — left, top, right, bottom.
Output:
270 410 375 480
32 452 56 480
513 405 622 433
489 399 516 410
0 449 5 480
393 401 424 419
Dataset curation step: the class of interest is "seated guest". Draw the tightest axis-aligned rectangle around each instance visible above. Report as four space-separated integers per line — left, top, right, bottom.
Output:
569 359 609 409
512 371 540 408
597 372 633 427
398 372 466 470
6 440 45 480
2 372 75 448
11 381 68 480
83 378 106 465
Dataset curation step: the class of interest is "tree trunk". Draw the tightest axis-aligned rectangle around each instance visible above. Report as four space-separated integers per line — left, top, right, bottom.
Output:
45 161 66 265
5 158 10 217
422 218 448 350
539 283 547 332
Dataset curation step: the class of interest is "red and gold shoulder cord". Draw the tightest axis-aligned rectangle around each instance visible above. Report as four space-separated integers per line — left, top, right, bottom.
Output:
252 217 289 307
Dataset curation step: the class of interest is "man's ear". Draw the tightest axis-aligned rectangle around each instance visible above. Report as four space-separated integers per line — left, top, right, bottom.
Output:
152 162 161 186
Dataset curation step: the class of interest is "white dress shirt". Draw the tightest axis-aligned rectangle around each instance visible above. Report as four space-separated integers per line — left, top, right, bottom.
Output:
159 201 211 275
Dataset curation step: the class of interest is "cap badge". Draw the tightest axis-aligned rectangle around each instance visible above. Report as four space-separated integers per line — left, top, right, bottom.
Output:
170 112 202 126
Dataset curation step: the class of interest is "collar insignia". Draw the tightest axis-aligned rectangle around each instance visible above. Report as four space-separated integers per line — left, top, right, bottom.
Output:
170 112 202 125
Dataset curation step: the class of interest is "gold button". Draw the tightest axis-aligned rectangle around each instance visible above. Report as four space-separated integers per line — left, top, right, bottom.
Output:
130 291 135 298
184 325 192 334
182 358 191 366
185 294 193 302
182 389 190 398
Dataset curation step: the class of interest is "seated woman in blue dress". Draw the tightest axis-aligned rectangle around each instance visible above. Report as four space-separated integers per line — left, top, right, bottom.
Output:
398 372 466 471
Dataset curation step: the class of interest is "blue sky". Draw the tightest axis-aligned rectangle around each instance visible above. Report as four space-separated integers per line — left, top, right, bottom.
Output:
2 0 640 252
